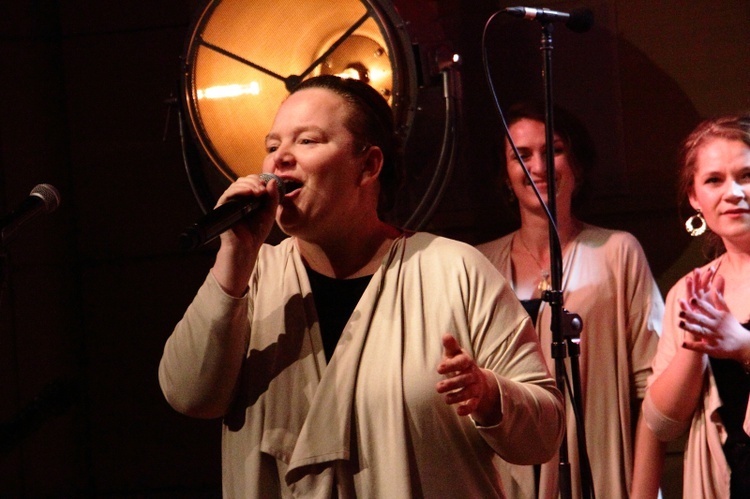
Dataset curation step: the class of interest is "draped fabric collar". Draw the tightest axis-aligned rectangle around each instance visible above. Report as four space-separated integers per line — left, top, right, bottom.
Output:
270 233 409 494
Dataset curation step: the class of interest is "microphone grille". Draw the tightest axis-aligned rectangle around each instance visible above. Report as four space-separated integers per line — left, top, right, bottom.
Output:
259 173 287 198
30 183 61 213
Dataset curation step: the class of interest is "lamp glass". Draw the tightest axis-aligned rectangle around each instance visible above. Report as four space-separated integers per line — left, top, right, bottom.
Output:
184 0 403 180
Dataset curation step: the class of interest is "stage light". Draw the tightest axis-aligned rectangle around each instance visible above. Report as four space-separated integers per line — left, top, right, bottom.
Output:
178 0 460 228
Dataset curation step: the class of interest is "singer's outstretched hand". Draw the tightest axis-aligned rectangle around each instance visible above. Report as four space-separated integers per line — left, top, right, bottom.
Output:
436 333 502 426
212 174 281 296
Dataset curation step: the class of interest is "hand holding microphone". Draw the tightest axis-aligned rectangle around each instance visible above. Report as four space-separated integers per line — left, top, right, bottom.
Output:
179 173 286 251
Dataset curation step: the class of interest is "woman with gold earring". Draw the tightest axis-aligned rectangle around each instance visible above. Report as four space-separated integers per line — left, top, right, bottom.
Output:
634 114 750 498
477 101 664 499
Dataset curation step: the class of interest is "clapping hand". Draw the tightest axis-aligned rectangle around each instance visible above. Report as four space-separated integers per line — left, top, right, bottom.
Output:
679 267 750 361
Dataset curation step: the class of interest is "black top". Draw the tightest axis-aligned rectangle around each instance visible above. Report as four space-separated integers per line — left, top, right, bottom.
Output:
305 266 373 362
521 298 543 327
709 322 750 496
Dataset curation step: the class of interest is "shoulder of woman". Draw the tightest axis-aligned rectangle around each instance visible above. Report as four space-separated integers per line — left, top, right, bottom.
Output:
407 232 482 257
577 224 647 255
474 232 514 256
403 232 502 271
664 274 690 304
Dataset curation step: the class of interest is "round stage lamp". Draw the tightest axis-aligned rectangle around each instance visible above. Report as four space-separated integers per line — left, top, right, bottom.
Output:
179 0 460 228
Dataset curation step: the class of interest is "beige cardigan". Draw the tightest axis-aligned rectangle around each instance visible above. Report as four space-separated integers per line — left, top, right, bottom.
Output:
477 225 663 499
160 232 564 498
644 258 750 498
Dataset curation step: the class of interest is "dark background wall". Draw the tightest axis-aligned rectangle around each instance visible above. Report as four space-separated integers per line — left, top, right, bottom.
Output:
0 0 747 496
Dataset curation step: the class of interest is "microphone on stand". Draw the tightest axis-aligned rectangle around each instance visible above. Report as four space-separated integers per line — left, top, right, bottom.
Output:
503 6 594 33
179 173 286 251
0 183 61 245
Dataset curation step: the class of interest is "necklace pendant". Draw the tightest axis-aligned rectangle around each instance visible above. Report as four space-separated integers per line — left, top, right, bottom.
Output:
538 272 551 292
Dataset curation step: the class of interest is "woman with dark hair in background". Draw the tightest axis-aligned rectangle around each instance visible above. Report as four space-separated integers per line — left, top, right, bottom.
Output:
636 114 750 498
159 76 565 497
476 101 664 498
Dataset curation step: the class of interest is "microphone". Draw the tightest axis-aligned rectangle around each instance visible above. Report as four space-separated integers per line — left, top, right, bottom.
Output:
503 6 594 33
179 173 286 251
0 183 61 245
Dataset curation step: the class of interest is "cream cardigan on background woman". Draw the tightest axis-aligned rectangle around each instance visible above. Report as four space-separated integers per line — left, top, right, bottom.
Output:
477 224 663 499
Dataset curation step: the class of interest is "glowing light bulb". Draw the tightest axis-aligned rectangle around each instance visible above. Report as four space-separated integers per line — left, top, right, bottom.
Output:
197 81 261 100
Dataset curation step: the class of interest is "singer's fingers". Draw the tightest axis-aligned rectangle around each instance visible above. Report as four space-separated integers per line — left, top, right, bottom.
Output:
260 174 284 205
441 334 463 358
216 175 272 207
437 334 473 377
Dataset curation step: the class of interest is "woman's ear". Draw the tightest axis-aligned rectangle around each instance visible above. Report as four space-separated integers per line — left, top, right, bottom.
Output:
360 146 384 187
687 191 700 211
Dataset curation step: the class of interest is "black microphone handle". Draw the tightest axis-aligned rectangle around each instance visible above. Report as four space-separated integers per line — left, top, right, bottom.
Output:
0 184 61 245
0 196 45 245
179 173 285 251
179 197 262 250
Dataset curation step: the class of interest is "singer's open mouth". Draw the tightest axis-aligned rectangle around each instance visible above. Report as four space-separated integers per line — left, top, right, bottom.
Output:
282 180 303 195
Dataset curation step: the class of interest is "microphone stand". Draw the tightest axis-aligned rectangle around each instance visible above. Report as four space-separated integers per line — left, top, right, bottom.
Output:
538 21 592 499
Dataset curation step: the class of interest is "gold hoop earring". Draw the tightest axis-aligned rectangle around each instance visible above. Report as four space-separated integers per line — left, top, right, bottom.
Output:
685 210 707 237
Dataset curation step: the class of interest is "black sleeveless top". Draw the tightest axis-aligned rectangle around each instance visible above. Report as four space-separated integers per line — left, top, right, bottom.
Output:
709 322 750 496
521 298 543 327
305 266 373 362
